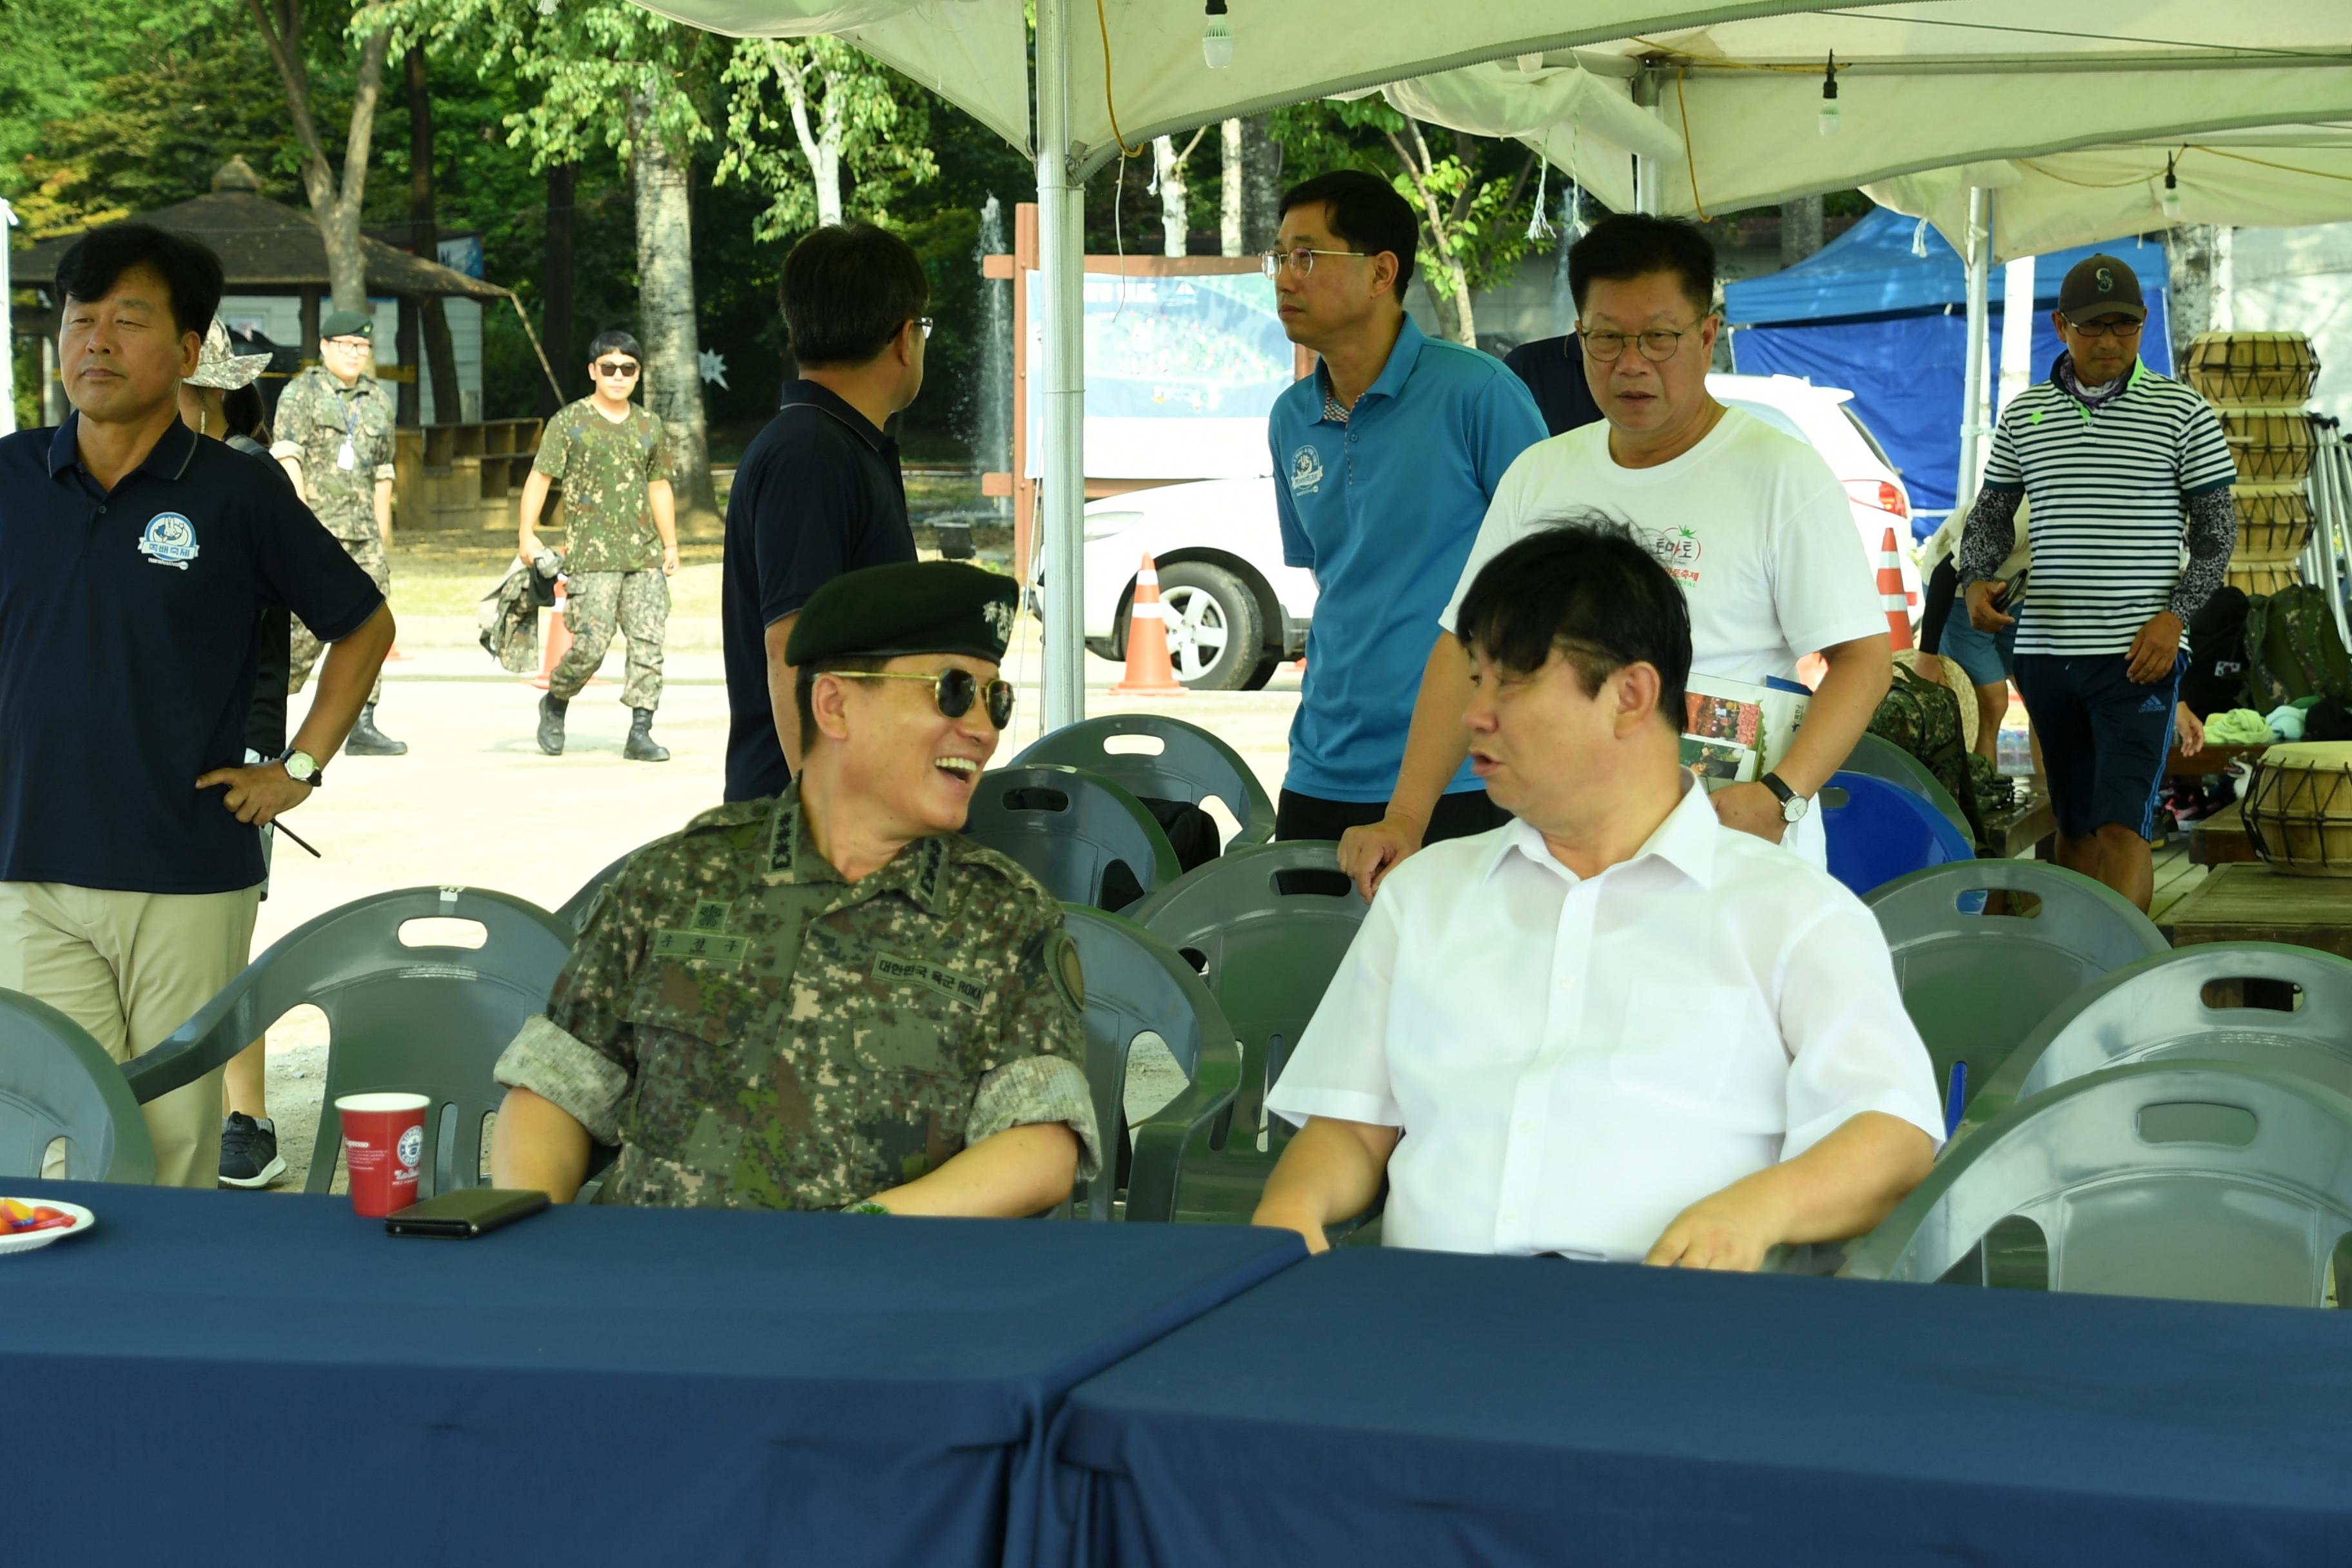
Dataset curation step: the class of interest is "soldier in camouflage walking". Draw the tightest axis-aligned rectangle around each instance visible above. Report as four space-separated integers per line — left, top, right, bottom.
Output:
489 560 1099 1213
517 329 680 762
272 308 406 756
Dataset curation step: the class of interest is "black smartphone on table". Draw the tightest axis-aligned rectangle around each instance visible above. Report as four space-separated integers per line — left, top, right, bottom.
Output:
384 1187 550 1238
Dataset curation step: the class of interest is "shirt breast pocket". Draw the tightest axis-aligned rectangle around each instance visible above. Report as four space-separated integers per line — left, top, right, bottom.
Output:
1607 983 1752 1109
627 960 774 1069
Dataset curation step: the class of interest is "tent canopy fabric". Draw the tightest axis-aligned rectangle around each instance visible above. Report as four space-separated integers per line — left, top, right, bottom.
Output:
1867 123 2352 262
1723 208 2168 327
1373 3 2352 221
1725 209 2173 519
17 188 511 303
624 0 1852 170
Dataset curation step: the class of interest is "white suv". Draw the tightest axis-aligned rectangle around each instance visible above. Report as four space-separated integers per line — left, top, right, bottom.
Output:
1075 373 1917 691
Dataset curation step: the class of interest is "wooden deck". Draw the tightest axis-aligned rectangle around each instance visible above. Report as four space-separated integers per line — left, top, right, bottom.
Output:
2148 837 2208 926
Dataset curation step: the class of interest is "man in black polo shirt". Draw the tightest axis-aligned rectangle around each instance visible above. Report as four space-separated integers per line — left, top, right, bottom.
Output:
1501 332 1607 438
722 223 926 802
0 224 392 1186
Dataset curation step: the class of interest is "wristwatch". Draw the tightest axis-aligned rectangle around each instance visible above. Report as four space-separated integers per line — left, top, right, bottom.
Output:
1760 771 1807 824
280 747 323 788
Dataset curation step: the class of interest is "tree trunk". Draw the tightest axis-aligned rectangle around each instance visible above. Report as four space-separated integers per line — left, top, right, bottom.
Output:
785 63 845 225
1219 120 1243 257
1240 114 1281 254
631 94 718 519
1779 194 1823 267
542 161 577 416
1434 264 1476 347
246 0 387 313
1153 136 1188 258
2167 224 2233 346
406 45 460 423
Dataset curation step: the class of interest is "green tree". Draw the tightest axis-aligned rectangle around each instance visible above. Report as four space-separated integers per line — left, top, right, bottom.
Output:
389 0 727 517
244 0 393 313
715 37 936 240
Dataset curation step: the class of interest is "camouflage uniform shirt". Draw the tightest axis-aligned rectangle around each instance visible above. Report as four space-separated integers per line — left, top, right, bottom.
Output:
495 784 1101 1209
269 366 396 541
534 399 671 574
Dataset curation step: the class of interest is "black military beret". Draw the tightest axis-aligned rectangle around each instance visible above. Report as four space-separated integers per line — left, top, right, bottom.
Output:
786 560 1019 667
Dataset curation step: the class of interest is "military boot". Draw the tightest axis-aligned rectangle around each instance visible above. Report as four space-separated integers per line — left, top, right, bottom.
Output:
537 693 567 756
624 707 670 763
345 703 407 756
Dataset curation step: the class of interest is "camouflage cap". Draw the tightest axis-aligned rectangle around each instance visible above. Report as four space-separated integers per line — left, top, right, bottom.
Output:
320 308 375 340
787 560 1019 666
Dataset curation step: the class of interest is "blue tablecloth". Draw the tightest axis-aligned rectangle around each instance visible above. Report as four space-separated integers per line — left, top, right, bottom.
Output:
0 1181 1300 1566
1049 1248 2352 1567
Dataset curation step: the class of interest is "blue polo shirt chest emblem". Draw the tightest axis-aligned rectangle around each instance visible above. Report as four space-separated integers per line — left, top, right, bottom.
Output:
1288 444 1326 496
137 511 200 570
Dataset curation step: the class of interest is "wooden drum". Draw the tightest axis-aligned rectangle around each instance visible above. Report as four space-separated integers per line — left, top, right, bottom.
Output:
2221 408 2318 484
2228 558 2303 599
2245 743 2352 877
2186 331 2322 406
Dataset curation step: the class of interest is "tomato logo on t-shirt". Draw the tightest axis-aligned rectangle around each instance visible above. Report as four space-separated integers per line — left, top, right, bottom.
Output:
1647 525 1701 583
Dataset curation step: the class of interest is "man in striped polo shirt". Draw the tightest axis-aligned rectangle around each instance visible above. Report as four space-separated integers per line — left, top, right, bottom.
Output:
1954 255 2237 910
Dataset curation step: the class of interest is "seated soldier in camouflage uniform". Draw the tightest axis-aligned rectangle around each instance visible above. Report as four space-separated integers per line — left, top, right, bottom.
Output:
490 560 1100 1213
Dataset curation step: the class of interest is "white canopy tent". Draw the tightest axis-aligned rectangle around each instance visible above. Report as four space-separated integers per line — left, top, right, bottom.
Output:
621 0 1867 726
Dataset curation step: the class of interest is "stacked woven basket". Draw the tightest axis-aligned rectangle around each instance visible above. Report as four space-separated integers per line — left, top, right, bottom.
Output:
2182 331 2322 597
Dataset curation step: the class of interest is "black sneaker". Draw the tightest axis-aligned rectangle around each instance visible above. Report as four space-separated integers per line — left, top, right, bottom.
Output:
220 1113 288 1189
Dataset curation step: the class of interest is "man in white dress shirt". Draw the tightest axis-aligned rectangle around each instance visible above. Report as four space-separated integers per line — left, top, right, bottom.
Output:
1338 214 1891 895
1255 516 1941 1266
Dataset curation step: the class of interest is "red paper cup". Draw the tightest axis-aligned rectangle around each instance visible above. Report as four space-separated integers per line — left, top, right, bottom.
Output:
336 1092 429 1217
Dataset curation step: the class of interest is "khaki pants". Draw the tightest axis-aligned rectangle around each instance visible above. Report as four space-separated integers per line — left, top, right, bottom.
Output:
0 882 261 1187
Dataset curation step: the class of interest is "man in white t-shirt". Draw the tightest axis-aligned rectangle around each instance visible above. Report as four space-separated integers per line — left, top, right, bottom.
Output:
1254 517 1942 1263
1338 215 1891 894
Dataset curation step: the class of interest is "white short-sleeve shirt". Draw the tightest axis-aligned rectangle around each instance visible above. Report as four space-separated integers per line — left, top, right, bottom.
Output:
1264 778 1945 1260
1441 408 1889 686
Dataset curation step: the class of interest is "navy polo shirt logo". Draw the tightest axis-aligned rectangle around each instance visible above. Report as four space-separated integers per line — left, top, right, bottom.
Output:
137 512 200 570
1288 444 1326 496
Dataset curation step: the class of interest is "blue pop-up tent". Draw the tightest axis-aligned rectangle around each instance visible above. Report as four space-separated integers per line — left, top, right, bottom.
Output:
1725 208 2171 533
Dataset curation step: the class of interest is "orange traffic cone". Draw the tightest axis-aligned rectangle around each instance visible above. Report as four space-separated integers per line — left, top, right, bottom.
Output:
1111 554 1185 696
529 577 602 690
1876 527 1914 651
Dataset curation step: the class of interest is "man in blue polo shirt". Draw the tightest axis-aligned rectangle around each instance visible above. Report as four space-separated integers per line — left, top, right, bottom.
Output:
1955 254 2237 910
1266 171 1547 844
0 224 393 1186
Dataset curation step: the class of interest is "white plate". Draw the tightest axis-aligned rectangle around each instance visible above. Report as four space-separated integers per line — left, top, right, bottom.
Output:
0 1199 95 1257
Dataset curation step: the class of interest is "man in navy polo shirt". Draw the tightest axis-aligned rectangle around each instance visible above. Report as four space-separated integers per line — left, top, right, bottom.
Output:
1265 171 1547 845
0 224 393 1186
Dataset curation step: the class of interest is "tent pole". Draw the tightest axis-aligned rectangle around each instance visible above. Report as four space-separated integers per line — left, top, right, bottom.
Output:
1996 253 2037 416
1631 66 1661 216
1035 0 1085 731
1955 186 1992 513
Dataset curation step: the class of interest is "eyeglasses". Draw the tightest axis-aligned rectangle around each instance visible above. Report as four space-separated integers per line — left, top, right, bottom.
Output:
324 337 369 351
2062 317 2144 340
830 668 1015 729
595 360 640 378
1580 322 1709 363
1259 246 1370 279
917 317 935 340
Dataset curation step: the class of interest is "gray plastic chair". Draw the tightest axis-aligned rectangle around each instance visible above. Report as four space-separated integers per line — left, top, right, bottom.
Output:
1060 906 1243 1222
557 847 641 932
1843 1060 2352 1306
1841 732 1974 846
1955 943 2352 1141
123 887 576 1199
1865 860 2168 1124
1129 841 1369 1220
1013 714 1276 848
0 990 155 1184
960 764 1182 912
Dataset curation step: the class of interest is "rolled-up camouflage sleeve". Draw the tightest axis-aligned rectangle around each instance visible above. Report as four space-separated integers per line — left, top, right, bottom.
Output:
491 879 646 1144
965 915 1101 1181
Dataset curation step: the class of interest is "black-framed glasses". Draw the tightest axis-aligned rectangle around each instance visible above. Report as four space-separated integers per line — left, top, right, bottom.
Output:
1260 246 1370 279
1580 322 1710 363
2061 317 2144 340
596 360 640 377
831 668 1014 729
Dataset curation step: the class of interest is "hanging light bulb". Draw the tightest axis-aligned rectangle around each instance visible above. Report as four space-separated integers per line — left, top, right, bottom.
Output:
1818 52 1841 137
1201 0 1234 70
2161 152 2183 221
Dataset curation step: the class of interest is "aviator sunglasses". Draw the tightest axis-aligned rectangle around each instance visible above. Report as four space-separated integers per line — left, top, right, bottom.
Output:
831 668 1015 729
